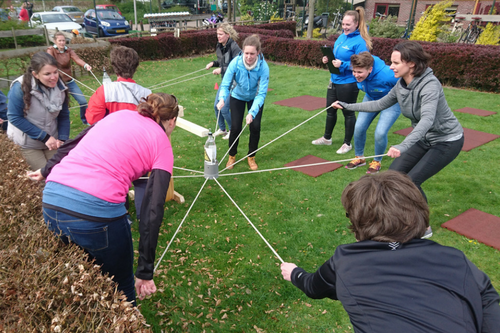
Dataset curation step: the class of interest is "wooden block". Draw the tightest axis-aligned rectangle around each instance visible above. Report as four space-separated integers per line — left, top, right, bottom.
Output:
176 117 209 137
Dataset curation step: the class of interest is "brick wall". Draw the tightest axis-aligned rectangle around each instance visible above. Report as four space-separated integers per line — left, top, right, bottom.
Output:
365 0 500 26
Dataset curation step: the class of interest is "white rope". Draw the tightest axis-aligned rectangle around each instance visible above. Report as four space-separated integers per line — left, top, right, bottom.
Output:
147 68 207 89
138 166 204 179
214 178 284 263
68 91 92 98
173 166 204 174
218 123 248 168
219 154 388 176
172 174 206 178
150 72 213 92
219 107 328 173
0 78 13 82
89 69 102 86
58 70 96 93
154 178 209 272
69 104 88 110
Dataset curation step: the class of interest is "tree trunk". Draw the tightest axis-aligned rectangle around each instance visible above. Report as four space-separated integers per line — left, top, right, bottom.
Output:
228 0 232 22
307 0 315 39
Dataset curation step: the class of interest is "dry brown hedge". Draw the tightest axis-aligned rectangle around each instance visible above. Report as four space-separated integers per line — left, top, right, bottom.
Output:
0 133 152 332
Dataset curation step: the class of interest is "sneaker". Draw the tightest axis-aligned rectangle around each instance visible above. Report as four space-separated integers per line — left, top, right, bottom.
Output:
336 143 352 154
346 157 366 169
248 157 258 170
367 161 381 174
213 129 227 137
222 131 230 140
421 226 433 239
226 155 236 169
312 137 332 145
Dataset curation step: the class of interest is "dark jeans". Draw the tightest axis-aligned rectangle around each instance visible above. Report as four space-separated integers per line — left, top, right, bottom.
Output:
229 97 263 157
389 136 464 201
324 82 358 144
42 207 136 305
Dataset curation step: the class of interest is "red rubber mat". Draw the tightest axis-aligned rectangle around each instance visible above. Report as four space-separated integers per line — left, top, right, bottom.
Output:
393 127 500 152
273 95 326 111
454 107 496 117
441 209 500 251
285 155 343 178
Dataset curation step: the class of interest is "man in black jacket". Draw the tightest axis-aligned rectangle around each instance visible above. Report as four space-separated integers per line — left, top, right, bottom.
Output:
281 171 500 333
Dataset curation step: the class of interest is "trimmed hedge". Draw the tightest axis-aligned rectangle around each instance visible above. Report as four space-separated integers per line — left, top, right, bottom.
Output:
108 23 500 92
234 25 295 39
0 133 151 332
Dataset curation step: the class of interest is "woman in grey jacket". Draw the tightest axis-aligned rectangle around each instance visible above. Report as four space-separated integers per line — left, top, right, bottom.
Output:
206 23 241 140
333 41 463 207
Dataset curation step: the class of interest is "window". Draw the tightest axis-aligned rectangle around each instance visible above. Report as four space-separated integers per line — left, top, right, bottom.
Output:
374 3 400 18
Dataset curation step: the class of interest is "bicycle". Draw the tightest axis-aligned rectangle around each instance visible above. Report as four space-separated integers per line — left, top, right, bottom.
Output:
458 17 483 43
400 19 412 39
330 7 342 31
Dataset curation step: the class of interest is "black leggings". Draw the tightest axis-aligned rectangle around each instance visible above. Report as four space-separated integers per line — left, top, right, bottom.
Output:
389 136 464 201
229 97 263 157
324 82 359 144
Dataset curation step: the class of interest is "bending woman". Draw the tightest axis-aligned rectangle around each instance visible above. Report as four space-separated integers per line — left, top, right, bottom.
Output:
333 41 463 203
217 34 269 171
345 52 400 174
28 93 178 305
47 31 92 125
312 7 371 155
7 52 70 171
205 23 241 139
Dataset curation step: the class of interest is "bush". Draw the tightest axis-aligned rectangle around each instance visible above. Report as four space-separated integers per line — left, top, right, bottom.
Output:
368 15 404 39
234 25 294 39
411 0 453 42
476 23 500 45
0 133 151 332
239 13 254 25
0 21 46 49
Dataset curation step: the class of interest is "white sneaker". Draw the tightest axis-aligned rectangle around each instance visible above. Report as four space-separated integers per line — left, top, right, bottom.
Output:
312 137 332 145
213 129 227 137
336 143 352 154
222 131 230 140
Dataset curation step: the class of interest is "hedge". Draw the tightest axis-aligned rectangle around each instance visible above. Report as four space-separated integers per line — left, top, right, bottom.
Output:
0 133 151 332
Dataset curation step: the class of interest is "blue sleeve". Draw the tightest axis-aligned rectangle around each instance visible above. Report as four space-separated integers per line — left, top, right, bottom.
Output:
219 58 237 102
57 99 70 141
0 91 7 121
249 61 269 118
7 82 48 141
339 39 369 75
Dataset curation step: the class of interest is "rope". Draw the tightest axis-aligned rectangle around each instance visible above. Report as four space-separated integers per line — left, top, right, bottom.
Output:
69 104 88 110
154 178 209 272
0 78 13 82
219 107 328 173
150 72 213 92
218 154 388 177
214 178 284 263
218 123 248 168
147 68 207 89
89 69 102 86
68 91 92 98
58 70 96 93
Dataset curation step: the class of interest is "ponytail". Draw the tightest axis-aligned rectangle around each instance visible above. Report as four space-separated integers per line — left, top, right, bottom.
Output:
137 93 179 123
344 7 372 50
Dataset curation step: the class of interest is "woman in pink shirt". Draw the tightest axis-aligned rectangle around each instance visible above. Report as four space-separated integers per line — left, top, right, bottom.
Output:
29 93 178 305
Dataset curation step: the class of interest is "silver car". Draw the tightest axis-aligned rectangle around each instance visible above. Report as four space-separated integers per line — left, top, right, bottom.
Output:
52 6 84 25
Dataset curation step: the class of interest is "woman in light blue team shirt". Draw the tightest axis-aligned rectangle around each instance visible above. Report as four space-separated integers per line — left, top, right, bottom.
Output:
312 7 371 155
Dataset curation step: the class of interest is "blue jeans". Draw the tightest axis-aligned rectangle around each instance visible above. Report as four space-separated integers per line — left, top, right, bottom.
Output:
354 95 401 161
214 87 231 132
66 80 89 125
42 207 136 305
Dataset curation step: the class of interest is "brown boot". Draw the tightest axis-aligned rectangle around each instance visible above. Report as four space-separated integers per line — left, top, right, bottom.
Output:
248 156 258 170
226 155 236 169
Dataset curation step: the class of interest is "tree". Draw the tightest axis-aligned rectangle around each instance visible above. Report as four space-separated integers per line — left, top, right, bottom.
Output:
410 0 453 42
307 0 315 39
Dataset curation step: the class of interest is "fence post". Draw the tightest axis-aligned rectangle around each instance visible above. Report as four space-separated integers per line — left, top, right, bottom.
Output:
11 27 17 49
44 26 50 46
140 20 144 31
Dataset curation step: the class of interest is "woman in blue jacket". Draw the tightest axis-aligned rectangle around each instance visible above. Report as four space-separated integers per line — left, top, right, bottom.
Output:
312 7 371 155
7 52 70 171
345 52 401 174
217 34 269 171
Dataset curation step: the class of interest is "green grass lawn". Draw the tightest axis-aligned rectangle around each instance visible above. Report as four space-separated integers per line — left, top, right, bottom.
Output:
33 55 500 332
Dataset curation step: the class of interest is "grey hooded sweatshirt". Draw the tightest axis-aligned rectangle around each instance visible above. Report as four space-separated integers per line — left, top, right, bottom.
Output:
339 68 463 153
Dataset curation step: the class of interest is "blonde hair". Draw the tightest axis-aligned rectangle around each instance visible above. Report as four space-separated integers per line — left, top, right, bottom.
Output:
218 23 238 41
344 6 372 50
137 93 179 123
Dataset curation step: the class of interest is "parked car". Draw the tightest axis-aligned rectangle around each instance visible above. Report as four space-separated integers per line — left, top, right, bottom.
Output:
83 9 130 37
30 12 83 34
95 4 121 15
161 0 208 13
52 6 85 25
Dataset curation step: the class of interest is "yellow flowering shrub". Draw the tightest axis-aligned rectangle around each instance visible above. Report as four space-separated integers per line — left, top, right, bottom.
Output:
476 23 500 45
410 0 453 42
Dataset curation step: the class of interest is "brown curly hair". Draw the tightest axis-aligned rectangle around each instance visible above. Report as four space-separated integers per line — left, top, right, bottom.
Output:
137 93 179 123
21 52 67 114
110 46 139 79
